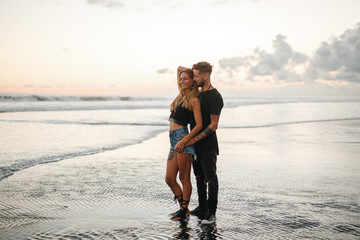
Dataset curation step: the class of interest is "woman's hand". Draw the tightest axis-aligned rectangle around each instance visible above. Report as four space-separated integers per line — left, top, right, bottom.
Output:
174 139 185 153
177 66 187 72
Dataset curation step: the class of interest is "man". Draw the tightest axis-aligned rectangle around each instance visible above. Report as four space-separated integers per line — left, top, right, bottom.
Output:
186 61 223 225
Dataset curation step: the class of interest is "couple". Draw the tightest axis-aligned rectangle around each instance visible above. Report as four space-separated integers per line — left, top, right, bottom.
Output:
165 61 223 225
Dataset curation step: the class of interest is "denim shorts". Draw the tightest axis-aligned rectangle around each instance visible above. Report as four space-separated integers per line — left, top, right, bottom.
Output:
169 126 196 155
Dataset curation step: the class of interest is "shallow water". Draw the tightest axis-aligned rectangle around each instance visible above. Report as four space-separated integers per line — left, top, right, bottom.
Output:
1 120 360 239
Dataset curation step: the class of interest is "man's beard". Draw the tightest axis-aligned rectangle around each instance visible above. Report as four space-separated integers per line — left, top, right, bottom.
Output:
196 81 205 87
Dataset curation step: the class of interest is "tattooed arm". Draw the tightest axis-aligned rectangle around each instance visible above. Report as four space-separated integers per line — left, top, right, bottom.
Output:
185 114 220 146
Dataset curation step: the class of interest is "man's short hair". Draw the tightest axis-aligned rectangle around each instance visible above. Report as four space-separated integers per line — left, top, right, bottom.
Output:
192 61 213 75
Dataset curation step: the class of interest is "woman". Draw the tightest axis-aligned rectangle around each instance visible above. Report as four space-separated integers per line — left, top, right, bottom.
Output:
165 66 202 221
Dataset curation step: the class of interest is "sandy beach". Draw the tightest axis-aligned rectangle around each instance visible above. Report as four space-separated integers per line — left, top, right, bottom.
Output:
1 120 360 239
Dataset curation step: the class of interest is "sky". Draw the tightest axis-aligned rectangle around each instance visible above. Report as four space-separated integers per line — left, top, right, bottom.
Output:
0 0 360 96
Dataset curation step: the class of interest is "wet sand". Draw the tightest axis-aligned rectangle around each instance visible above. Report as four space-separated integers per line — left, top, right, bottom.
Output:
1 120 360 239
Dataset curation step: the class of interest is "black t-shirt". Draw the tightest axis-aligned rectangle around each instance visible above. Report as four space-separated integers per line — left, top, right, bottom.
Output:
190 89 223 155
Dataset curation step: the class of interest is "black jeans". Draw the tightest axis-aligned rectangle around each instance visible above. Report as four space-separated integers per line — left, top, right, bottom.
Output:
193 149 218 215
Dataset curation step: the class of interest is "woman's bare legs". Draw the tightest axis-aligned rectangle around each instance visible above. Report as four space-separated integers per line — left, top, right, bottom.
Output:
165 152 192 220
177 153 192 210
165 152 183 206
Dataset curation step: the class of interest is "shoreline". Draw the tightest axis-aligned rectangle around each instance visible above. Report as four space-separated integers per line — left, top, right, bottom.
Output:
0 127 168 182
2 117 360 183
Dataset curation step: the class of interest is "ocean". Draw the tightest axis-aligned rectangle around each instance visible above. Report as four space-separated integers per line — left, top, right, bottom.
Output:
1 94 359 181
0 94 360 239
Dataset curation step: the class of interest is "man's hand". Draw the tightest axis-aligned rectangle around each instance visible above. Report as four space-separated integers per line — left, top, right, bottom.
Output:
184 138 195 147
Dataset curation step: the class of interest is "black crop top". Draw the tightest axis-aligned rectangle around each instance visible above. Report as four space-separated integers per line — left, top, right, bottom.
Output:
169 104 194 126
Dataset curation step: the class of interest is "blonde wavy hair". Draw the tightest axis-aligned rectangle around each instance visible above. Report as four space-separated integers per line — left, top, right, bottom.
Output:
171 68 199 111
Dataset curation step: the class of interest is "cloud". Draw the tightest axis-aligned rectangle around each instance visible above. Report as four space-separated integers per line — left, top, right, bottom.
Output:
219 56 253 70
85 0 253 10
86 0 124 8
218 23 360 86
249 35 308 78
157 68 173 74
219 34 308 84
306 23 360 83
86 0 173 9
61 47 70 52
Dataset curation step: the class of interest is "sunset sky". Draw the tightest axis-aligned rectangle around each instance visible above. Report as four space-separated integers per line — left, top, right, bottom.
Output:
0 0 359 96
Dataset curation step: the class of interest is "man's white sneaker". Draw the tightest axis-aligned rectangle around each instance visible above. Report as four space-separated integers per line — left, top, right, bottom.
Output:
201 213 216 225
